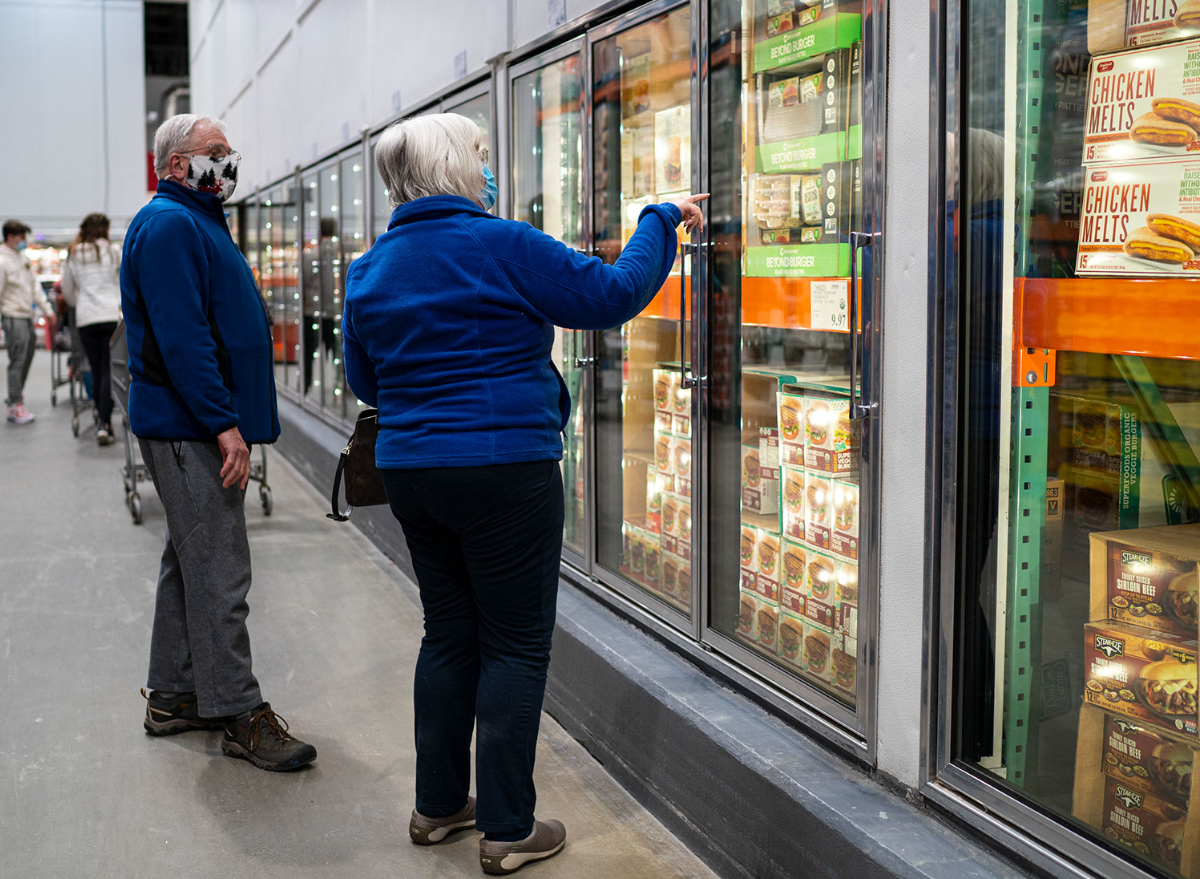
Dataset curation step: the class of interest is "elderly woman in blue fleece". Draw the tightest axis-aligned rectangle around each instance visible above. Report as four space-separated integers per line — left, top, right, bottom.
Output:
342 112 705 875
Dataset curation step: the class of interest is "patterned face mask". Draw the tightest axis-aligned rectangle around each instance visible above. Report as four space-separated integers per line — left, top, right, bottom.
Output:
186 153 240 202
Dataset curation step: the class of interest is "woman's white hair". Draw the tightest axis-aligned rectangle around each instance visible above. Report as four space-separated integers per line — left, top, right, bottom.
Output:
375 113 484 208
153 114 227 177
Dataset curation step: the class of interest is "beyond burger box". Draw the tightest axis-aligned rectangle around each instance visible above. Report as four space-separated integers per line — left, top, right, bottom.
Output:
781 540 807 614
831 479 859 561
1083 39 1200 165
803 394 858 476
777 610 807 670
1088 0 1200 53
779 390 805 466
1084 619 1200 740
1091 525 1200 637
782 465 806 542
803 549 837 629
806 471 833 550
1077 159 1200 277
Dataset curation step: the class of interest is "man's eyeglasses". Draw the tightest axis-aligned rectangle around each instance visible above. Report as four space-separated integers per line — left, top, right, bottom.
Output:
181 149 240 162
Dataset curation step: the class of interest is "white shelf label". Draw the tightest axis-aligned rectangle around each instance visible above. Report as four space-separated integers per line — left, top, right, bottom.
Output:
809 280 849 332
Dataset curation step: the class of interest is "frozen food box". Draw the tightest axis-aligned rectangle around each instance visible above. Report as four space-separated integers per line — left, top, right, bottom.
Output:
673 371 692 437
654 105 691 194
778 610 807 670
754 528 782 604
781 540 808 614
661 495 692 562
1091 525 1200 637
653 367 677 434
744 429 781 516
779 391 805 465
830 625 857 696
1100 711 1198 803
802 619 834 684
803 394 858 476
745 162 861 275
741 524 760 596
753 5 861 74
1083 619 1200 740
1077 159 1200 277
622 522 662 590
758 601 780 652
806 471 833 551
673 436 693 498
660 552 682 600
835 557 859 619
803 550 837 629
1088 0 1200 52
831 479 860 561
654 429 675 493
1084 39 1200 165
782 465 807 542
677 560 693 606
737 587 762 644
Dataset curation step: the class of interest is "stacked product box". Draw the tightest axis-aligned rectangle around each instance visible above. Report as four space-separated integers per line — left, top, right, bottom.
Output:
1077 37 1200 278
650 367 693 612
1089 0 1200 53
1074 524 1200 869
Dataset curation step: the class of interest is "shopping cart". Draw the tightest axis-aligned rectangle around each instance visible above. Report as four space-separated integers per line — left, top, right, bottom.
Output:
110 321 274 525
49 312 95 437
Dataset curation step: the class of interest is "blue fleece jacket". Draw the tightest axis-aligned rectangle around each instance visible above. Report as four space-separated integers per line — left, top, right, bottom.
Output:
342 196 681 469
120 180 280 444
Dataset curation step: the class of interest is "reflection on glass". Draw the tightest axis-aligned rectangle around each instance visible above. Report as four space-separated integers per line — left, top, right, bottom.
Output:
513 55 585 554
340 154 366 419
301 173 322 403
260 189 284 391
372 139 391 244
703 0 864 707
955 1 1200 876
281 182 300 395
593 6 693 616
447 92 492 172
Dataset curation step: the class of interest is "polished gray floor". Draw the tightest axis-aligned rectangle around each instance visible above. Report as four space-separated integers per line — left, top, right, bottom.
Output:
0 353 717 879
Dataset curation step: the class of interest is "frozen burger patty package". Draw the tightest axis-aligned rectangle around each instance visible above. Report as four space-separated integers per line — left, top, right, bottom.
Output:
1077 159 1200 276
1084 38 1200 164
1083 619 1200 739
1091 525 1200 637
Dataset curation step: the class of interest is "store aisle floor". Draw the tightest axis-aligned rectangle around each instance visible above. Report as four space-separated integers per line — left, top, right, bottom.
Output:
0 353 717 879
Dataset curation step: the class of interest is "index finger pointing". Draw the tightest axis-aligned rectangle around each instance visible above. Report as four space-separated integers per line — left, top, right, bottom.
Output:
686 193 710 204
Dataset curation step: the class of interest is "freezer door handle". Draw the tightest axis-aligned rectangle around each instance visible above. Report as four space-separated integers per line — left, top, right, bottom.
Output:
848 231 875 421
679 242 697 390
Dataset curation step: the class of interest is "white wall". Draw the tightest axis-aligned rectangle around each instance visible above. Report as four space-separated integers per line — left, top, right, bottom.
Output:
0 0 147 241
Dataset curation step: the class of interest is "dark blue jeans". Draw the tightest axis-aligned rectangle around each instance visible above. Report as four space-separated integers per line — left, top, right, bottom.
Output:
382 460 564 836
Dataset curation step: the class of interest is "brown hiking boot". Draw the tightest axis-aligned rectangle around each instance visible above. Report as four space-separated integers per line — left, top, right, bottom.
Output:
221 703 316 771
142 688 227 736
479 820 567 875
410 796 477 845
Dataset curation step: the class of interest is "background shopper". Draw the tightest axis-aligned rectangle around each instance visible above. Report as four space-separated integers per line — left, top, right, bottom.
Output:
121 113 315 771
61 213 121 444
0 219 55 424
342 112 705 875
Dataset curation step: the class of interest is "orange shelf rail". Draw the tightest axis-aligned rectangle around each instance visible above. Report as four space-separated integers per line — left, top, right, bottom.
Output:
1018 277 1200 362
640 276 856 332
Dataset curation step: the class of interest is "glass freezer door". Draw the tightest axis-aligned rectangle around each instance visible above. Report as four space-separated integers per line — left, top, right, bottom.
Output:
592 2 696 620
704 0 873 723
511 45 588 561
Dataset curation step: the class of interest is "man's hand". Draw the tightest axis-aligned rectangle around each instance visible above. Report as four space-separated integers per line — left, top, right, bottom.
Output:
668 193 710 233
217 426 250 490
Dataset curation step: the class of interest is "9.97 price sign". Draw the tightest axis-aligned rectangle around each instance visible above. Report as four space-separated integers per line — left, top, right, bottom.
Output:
809 280 849 332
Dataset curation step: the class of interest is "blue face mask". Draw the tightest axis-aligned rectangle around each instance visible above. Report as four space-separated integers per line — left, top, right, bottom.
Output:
480 165 497 212
15 240 26 251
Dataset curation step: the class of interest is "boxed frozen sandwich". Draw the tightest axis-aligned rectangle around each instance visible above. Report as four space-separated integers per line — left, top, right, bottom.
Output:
1091 525 1200 636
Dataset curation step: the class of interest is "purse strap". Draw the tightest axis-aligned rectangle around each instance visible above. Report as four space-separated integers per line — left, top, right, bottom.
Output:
327 441 353 522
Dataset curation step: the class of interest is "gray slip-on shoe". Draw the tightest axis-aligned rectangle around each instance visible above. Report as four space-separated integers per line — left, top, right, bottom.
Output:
479 819 566 875
410 796 477 845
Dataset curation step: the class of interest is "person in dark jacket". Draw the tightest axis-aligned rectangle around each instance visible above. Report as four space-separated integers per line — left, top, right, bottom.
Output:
342 112 706 874
121 113 315 772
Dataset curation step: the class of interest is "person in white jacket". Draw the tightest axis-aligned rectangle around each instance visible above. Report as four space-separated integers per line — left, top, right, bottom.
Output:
61 213 122 444
0 219 55 424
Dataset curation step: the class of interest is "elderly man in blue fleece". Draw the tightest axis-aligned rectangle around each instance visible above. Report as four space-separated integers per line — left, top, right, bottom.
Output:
341 112 705 875
120 114 315 772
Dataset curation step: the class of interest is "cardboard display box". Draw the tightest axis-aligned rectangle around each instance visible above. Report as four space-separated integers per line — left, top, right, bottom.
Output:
1088 0 1200 53
1077 159 1200 277
1084 39 1200 165
831 479 860 561
781 539 808 614
803 549 837 629
745 162 861 274
806 471 833 551
779 390 805 466
1091 525 1200 636
804 393 858 476
1083 619 1199 739
782 465 807 542
778 609 807 670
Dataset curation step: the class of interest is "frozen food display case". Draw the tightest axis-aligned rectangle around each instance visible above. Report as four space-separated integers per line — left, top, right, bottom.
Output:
945 0 1200 875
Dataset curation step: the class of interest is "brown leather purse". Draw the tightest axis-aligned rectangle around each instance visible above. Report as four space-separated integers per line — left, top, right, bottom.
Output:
328 408 389 521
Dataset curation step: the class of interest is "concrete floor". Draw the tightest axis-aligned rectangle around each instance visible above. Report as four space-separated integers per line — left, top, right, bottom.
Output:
0 353 718 879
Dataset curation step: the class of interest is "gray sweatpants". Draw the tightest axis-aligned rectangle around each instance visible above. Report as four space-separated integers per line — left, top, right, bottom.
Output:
2 316 36 404
139 438 262 717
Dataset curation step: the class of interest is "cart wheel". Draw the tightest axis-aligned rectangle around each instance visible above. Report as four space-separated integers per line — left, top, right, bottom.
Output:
72 414 79 437
131 494 143 525
260 485 273 516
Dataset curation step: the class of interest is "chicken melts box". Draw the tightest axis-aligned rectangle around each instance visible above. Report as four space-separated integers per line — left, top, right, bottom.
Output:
1084 39 1200 165
1091 525 1200 637
1084 619 1200 740
1077 159 1200 276
1089 0 1200 53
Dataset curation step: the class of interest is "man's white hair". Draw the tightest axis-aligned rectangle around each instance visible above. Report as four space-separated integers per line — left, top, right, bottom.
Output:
375 113 484 208
153 114 228 177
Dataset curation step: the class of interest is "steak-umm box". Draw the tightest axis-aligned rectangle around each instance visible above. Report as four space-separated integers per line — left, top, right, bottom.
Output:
1091 525 1200 637
1084 619 1200 739
1084 39 1200 165
1077 159 1200 276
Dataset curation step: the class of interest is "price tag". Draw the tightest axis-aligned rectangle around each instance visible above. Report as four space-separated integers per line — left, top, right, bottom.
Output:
810 280 849 332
